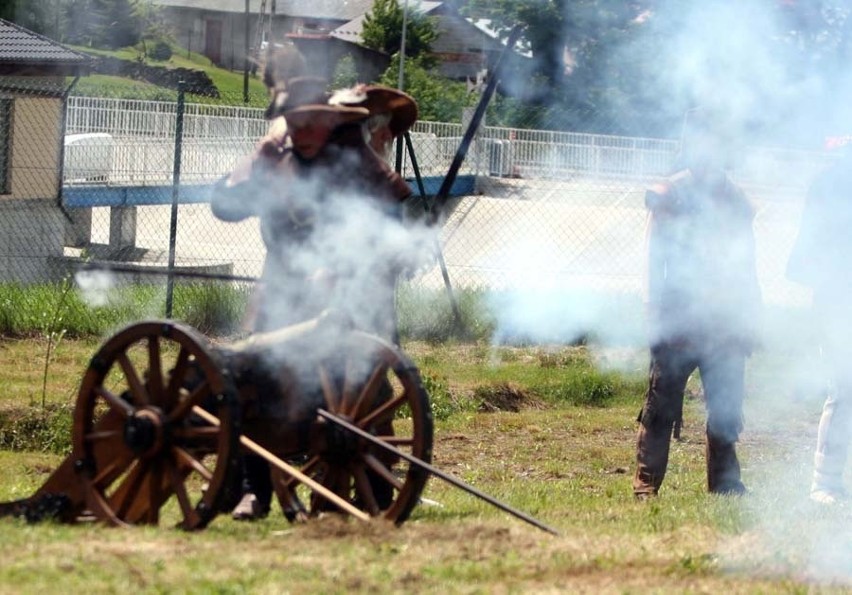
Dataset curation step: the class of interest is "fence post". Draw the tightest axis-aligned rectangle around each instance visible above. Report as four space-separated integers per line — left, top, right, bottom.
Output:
165 81 186 318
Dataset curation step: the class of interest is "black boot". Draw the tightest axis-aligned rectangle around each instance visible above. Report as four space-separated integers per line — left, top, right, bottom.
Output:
706 434 746 495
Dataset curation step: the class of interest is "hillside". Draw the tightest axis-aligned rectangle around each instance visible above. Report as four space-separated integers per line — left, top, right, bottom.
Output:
69 43 269 106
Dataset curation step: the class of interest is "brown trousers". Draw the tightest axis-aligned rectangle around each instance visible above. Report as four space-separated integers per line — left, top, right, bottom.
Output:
634 342 746 496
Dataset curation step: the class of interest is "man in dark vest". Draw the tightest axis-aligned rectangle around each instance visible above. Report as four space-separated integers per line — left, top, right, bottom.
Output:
633 115 762 498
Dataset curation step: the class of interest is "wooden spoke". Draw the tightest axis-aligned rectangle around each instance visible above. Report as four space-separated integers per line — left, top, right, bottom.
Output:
318 365 339 412
363 453 404 491
88 486 127 527
145 460 163 524
94 386 134 419
166 459 200 527
171 426 221 442
172 447 213 482
113 460 149 519
84 429 122 442
349 361 389 419
91 459 122 487
117 352 149 407
146 335 165 405
166 380 210 423
374 435 414 447
357 393 406 429
352 466 380 516
165 347 192 399
277 455 320 490
340 358 359 416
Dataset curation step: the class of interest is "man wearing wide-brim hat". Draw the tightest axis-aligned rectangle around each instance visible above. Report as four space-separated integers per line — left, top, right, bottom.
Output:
211 75 416 521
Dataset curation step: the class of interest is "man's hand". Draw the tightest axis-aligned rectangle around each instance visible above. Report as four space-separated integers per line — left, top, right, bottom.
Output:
258 117 289 158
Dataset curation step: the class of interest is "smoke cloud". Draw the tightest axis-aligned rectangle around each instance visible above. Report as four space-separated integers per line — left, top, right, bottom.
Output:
478 0 852 585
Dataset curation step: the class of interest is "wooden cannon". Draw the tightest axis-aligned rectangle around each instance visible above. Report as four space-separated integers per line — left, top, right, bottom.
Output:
0 312 434 529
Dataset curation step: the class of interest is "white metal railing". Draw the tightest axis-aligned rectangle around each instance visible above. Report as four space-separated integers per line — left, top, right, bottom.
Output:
64 96 835 189
66 96 268 140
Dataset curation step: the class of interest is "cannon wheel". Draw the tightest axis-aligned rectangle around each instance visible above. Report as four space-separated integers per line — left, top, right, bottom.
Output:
272 330 434 525
71 320 240 530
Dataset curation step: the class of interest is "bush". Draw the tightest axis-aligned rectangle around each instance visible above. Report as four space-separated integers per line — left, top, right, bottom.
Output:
149 41 173 62
418 371 475 420
0 404 73 454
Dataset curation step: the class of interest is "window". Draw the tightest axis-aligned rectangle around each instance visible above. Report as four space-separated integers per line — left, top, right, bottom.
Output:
0 98 11 194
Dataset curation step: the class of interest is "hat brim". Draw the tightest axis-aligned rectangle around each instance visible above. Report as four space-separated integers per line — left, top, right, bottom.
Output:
284 105 369 129
362 87 418 137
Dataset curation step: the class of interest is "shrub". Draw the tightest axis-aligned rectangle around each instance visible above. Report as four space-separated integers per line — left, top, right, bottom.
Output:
149 40 173 62
418 371 474 420
0 404 73 454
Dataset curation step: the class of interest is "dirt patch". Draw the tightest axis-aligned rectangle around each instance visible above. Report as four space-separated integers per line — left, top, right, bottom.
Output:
474 382 545 413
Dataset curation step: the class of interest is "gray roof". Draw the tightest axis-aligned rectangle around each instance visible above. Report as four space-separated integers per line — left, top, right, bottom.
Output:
154 0 373 19
0 19 90 66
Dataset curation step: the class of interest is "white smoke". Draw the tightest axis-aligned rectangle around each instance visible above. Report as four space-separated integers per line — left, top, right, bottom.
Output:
74 269 117 307
478 0 852 585
220 147 436 391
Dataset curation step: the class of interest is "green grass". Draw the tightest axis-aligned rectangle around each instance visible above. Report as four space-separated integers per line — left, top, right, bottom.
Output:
0 287 849 591
0 350 847 592
0 281 250 339
69 43 270 106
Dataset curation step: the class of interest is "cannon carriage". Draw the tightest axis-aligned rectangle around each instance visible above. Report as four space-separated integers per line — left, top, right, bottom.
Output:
0 312 434 529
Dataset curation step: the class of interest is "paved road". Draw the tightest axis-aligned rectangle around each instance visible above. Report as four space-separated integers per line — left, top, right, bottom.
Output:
85 174 812 307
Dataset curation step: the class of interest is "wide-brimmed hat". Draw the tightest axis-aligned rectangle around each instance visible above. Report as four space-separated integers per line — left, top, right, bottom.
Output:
283 103 370 130
330 84 418 137
266 76 330 119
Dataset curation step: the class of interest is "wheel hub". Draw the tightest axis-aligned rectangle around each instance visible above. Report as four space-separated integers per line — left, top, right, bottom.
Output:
123 408 165 456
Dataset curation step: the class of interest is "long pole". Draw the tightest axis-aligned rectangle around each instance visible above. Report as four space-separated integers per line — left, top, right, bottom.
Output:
165 81 185 318
317 409 561 536
397 0 409 90
192 407 370 521
394 0 410 174
243 0 250 103
404 132 465 335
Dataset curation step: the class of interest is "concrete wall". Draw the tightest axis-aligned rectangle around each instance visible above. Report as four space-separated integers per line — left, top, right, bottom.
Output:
0 198 65 283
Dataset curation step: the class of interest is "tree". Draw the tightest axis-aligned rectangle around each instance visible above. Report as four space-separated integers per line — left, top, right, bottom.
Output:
380 55 474 123
332 54 359 88
1 0 55 36
92 0 140 49
461 0 653 134
362 0 438 62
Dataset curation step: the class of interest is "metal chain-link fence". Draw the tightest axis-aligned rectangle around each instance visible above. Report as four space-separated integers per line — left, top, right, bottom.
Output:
0 80 834 337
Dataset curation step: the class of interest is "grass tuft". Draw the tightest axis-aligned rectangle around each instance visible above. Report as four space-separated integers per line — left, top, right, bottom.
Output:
0 404 73 454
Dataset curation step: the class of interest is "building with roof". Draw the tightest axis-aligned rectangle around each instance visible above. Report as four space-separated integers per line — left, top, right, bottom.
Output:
154 0 371 71
0 18 91 281
153 0 525 84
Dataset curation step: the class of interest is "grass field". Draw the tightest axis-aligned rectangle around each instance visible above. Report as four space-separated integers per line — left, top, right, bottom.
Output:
0 335 849 593
69 43 270 105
